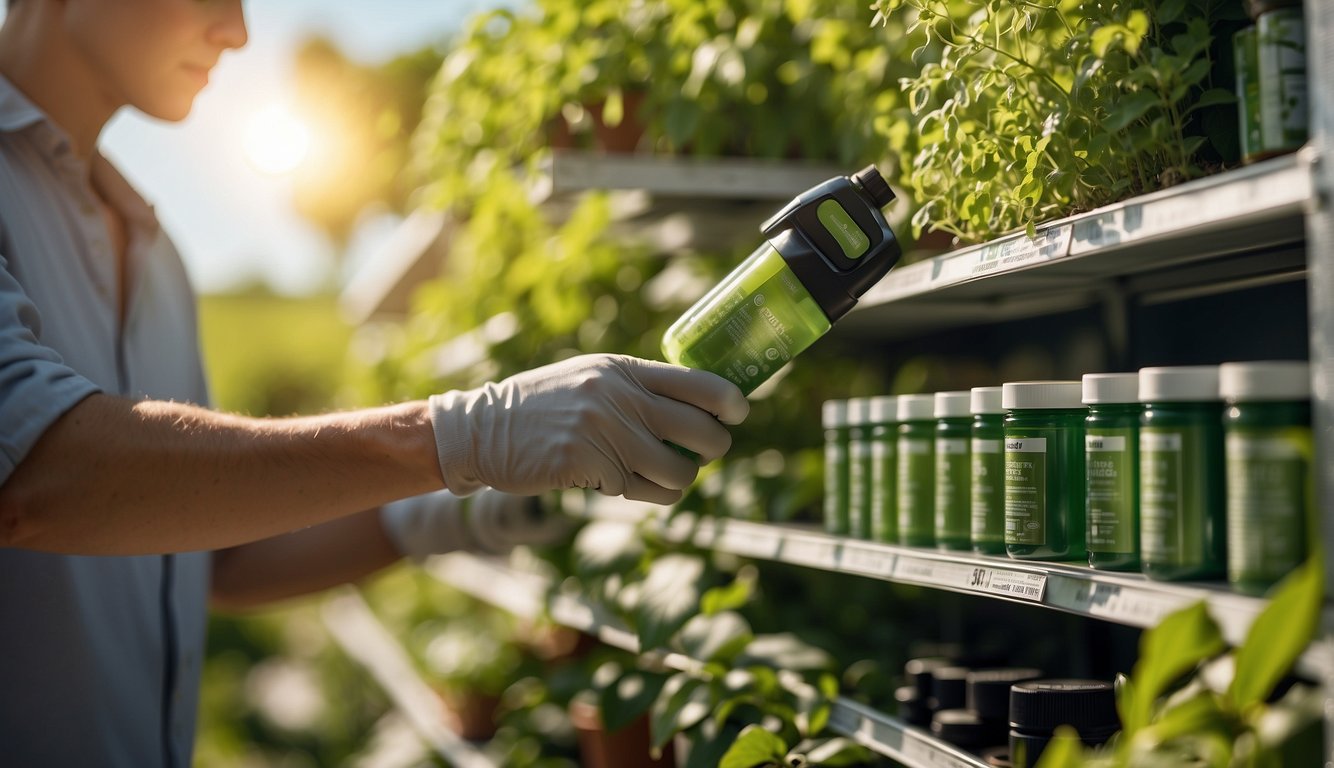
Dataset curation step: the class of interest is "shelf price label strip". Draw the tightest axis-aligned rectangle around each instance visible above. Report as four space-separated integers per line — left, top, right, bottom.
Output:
890 555 1048 603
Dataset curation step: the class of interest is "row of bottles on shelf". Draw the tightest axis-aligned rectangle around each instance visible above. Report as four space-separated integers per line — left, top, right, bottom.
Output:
822 361 1313 593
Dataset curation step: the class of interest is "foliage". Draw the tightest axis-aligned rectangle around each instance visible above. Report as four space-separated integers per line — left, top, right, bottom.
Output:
870 0 1245 242
1035 552 1326 767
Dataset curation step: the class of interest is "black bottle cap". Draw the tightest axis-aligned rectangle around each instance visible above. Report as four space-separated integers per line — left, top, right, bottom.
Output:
931 666 971 712
931 708 999 750
906 656 952 700
895 685 930 726
852 165 896 209
1009 679 1119 736
968 668 1045 721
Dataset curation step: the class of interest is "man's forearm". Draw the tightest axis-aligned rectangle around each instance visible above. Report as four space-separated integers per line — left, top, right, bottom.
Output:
0 393 443 555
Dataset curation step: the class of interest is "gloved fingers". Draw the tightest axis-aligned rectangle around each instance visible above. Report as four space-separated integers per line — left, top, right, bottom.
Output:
616 473 685 506
638 395 735 463
618 426 702 491
620 357 750 425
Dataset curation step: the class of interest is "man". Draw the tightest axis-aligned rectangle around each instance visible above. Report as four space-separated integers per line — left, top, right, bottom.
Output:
0 0 748 764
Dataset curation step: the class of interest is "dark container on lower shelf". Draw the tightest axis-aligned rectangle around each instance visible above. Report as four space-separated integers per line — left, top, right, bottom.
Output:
1009 679 1119 768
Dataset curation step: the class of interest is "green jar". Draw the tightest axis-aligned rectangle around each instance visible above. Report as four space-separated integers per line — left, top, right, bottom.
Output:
1253 3 1308 158
1139 366 1226 582
934 391 973 551
868 395 899 543
1234 26 1263 163
970 387 1006 555
1003 382 1087 561
823 400 850 536
897 394 936 547
1220 361 1313 595
846 398 873 540
1083 373 1141 572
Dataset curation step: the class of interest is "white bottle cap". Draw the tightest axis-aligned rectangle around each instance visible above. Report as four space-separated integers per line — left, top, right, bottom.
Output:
1139 366 1220 403
1082 373 1139 404
822 399 848 428
934 391 972 418
897 393 936 421
1002 381 1083 410
846 397 870 425
868 395 899 423
970 386 1003 415
1218 361 1310 402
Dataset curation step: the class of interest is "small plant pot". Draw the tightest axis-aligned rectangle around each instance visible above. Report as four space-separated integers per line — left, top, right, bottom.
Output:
590 89 647 154
569 694 674 768
437 686 501 742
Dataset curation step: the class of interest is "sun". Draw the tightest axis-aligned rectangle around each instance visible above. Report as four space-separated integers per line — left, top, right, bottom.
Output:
243 105 311 176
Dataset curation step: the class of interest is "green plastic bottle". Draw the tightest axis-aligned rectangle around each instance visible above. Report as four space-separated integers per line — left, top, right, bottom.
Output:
847 398 873 539
662 167 900 396
1139 366 1226 582
897 394 936 547
823 399 850 536
1003 382 1087 562
1083 373 1141 572
934 391 973 551
868 395 899 543
970 387 1006 555
1220 361 1312 595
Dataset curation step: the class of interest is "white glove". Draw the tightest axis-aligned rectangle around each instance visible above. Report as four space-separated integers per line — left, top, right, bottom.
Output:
427 354 749 505
380 488 571 562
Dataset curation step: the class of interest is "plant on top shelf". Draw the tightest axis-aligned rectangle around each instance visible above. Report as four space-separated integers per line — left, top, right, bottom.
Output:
869 0 1246 243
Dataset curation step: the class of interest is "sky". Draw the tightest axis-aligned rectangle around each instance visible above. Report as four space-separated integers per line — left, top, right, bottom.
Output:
75 1 518 296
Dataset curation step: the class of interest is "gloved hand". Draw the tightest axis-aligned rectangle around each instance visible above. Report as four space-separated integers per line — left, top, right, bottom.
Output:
427 354 749 505
380 488 571 562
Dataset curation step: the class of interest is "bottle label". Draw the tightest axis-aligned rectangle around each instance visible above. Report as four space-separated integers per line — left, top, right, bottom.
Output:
870 437 897 541
1258 10 1308 151
898 437 933 539
1140 429 1198 565
934 438 970 540
848 438 873 538
1005 438 1046 546
1226 428 1311 582
824 437 848 535
970 438 1003 543
1086 431 1135 553
817 199 870 259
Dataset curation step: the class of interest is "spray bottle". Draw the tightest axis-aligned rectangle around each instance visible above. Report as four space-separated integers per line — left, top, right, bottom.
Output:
662 165 901 395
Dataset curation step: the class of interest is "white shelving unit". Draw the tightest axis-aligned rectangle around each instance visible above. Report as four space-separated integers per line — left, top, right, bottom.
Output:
428 553 991 768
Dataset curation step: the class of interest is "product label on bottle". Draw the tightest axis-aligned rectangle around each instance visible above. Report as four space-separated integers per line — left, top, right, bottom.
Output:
897 437 933 541
1258 10 1308 151
870 437 897 541
824 436 848 535
817 199 870 259
1005 438 1046 546
1140 429 1198 565
1086 431 1135 553
848 437 873 539
970 438 1003 543
1226 428 1311 582
934 438 970 541
1234 26 1262 158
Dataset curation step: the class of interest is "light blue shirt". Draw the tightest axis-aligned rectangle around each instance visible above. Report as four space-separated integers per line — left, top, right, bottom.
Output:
0 74 211 767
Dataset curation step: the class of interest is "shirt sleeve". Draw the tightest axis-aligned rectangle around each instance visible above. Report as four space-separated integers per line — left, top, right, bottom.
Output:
0 251 101 485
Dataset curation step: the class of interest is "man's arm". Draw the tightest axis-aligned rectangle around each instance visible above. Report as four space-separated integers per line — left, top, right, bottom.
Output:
210 508 401 611
0 393 442 555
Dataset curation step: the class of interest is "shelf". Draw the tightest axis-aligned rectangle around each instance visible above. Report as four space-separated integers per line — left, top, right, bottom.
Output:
320 588 497 768
840 152 1314 339
429 552 988 768
574 497 1334 681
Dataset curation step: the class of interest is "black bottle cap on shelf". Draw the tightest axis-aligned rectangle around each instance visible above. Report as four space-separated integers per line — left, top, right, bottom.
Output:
1009 679 1119 737
895 684 930 727
968 668 1045 721
852 165 896 209
931 665 971 712
1246 0 1301 20
931 708 1002 751
906 656 952 700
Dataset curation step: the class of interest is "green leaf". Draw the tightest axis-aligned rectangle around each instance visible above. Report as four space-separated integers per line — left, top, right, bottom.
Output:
635 554 708 650
1034 725 1088 768
1104 92 1159 133
600 670 668 733
1123 602 1225 736
1189 89 1236 112
719 724 788 768
675 611 754 665
803 737 871 766
1229 552 1324 712
701 573 755 615
572 520 643 579
1157 0 1187 25
650 673 714 751
737 633 833 672
687 719 746 768
1130 692 1230 753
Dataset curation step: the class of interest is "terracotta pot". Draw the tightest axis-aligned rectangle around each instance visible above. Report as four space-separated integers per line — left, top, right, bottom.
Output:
437 687 501 742
590 89 647 154
569 694 674 768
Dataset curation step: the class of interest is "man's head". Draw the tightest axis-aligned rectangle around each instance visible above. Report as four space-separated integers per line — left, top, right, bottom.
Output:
9 0 248 122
